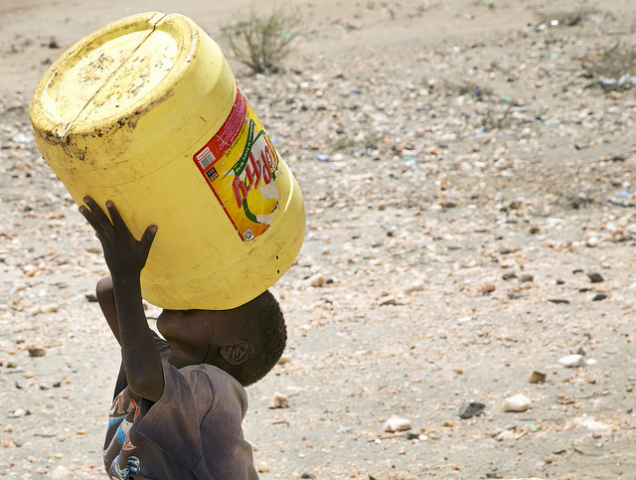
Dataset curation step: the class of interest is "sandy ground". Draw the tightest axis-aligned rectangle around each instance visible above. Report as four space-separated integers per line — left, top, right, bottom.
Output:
2 0 636 479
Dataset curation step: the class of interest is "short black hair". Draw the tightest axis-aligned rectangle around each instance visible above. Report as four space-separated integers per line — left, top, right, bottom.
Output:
229 290 286 386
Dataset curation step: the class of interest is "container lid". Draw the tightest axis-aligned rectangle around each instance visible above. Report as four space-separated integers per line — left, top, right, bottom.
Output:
30 12 237 187
31 12 197 139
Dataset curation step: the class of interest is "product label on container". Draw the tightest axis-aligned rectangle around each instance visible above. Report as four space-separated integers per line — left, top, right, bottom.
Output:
193 86 279 241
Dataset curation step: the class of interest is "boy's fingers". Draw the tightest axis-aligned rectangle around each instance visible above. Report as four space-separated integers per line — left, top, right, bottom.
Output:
141 225 158 252
105 201 129 232
83 196 112 228
79 205 102 234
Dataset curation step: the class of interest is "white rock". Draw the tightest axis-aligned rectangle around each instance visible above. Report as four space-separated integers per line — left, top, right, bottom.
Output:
383 417 412 432
503 394 531 412
10 408 28 418
404 281 425 294
559 354 586 368
51 466 71 479
573 416 613 432
496 429 517 441
43 303 59 313
11 133 35 144
308 274 325 287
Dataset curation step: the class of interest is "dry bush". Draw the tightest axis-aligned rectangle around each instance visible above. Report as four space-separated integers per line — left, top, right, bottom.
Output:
220 7 303 74
581 41 636 91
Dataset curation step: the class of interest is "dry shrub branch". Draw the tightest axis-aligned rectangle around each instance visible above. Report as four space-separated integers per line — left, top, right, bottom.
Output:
220 7 303 74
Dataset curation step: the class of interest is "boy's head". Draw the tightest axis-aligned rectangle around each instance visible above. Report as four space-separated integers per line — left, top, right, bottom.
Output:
156 290 286 387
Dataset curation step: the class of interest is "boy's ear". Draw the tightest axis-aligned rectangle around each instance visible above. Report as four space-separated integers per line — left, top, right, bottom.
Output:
220 342 253 366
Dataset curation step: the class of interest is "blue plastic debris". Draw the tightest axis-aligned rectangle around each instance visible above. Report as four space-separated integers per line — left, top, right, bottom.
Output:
618 74 630 86
403 156 422 163
599 76 617 87
316 154 330 162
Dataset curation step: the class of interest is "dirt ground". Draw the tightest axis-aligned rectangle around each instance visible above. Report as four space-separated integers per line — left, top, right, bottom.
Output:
2 0 636 479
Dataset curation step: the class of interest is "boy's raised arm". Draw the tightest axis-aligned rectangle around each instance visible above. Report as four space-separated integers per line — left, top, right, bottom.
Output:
80 196 164 402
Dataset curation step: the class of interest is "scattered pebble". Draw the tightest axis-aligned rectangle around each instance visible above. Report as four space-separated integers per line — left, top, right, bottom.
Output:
9 408 30 418
368 473 391 480
268 392 289 409
572 416 613 433
587 272 605 283
558 354 586 368
383 417 412 432
592 293 608 301
459 401 486 419
529 371 547 384
585 237 599 248
548 298 570 304
503 394 532 412
51 466 70 479
28 347 46 357
276 355 291 365
307 274 325 287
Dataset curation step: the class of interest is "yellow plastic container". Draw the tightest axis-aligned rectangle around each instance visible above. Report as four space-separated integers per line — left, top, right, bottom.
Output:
29 12 305 310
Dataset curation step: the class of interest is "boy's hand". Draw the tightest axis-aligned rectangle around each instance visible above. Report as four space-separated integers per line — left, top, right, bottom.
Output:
79 196 157 278
81 198 164 401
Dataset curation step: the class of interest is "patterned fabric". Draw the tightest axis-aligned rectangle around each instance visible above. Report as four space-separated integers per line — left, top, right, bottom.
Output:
103 334 258 479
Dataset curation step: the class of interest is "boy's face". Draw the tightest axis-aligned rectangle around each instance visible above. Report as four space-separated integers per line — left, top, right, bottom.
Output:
156 309 217 368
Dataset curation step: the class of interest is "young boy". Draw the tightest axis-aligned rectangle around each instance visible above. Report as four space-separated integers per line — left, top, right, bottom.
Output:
79 196 286 479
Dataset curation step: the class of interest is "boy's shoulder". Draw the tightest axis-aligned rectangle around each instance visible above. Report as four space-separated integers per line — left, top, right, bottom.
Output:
174 363 249 413
180 362 242 387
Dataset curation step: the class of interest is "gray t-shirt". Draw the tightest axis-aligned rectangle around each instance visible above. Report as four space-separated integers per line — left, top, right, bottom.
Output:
103 336 259 479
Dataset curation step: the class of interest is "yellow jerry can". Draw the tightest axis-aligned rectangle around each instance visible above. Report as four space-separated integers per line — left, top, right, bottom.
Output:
29 12 305 310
